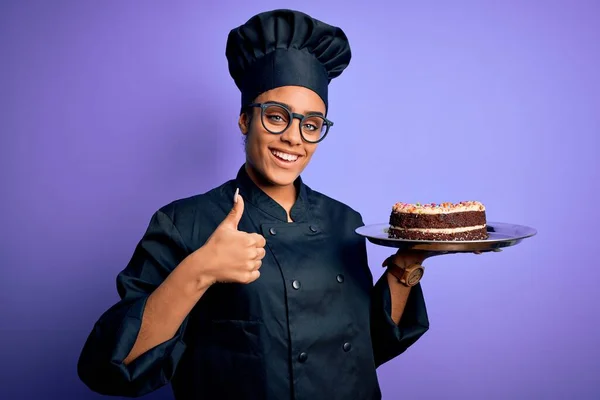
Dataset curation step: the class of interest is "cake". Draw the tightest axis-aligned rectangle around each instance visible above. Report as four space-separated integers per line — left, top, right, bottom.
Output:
388 201 488 241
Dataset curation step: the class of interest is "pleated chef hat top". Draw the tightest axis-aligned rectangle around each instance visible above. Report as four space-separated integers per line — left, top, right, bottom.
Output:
226 9 352 112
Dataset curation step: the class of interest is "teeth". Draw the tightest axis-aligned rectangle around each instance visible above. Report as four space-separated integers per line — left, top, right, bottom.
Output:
271 150 299 162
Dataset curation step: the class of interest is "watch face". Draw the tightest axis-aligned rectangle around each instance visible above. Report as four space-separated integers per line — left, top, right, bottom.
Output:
407 268 424 286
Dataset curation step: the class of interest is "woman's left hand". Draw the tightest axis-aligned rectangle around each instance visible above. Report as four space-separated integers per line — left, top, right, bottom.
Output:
383 247 502 269
382 249 433 270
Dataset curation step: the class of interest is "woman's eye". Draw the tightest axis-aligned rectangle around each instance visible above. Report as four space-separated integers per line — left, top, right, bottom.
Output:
267 115 284 122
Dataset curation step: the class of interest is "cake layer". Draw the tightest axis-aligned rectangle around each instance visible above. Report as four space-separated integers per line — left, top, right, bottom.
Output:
388 226 488 241
389 210 486 229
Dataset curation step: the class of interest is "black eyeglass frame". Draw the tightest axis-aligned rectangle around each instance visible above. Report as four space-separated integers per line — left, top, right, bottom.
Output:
246 102 333 144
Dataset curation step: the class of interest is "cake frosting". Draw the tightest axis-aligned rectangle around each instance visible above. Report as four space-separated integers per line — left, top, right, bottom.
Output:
388 201 488 241
391 201 486 214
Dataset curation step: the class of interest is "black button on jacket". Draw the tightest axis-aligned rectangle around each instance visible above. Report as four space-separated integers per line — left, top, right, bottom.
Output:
77 165 429 399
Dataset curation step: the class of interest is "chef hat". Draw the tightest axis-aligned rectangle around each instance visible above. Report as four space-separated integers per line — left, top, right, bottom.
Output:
226 9 351 112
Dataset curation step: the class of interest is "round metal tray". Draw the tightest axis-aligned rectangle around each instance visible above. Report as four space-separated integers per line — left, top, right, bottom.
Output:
355 222 537 253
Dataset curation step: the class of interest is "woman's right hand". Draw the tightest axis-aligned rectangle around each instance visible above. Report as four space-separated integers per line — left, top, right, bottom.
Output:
190 189 266 287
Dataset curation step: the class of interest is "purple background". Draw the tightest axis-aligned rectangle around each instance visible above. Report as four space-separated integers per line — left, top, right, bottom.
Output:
2 1 599 399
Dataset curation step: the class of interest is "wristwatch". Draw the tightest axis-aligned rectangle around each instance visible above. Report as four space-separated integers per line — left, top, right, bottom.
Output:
387 262 424 287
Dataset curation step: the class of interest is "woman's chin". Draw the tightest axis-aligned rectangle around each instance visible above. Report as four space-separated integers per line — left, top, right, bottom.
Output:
264 169 298 186
246 162 297 187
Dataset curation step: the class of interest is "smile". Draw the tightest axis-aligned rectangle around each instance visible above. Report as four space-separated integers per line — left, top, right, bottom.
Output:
270 149 300 162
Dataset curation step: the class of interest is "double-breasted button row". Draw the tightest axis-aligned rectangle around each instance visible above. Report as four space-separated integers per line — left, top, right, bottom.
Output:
291 275 342 290
297 343 351 363
268 226 318 235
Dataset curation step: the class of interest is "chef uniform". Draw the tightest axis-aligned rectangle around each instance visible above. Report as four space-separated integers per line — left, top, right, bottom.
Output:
77 9 429 400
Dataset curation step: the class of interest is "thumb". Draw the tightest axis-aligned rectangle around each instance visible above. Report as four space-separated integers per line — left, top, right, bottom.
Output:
223 188 244 229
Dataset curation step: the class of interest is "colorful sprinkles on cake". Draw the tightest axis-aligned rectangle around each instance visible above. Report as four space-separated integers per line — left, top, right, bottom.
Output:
392 201 485 214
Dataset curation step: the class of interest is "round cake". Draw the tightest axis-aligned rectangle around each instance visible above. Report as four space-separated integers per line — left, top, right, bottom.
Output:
388 201 488 241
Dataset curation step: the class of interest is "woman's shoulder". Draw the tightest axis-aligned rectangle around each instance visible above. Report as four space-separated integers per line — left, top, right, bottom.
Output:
305 185 363 223
153 179 236 225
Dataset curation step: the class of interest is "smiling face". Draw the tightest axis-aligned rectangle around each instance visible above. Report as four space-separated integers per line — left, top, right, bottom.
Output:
239 85 326 188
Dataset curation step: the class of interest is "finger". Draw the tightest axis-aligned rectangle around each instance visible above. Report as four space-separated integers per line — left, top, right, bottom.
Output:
243 269 260 284
221 188 244 230
254 247 266 260
248 233 267 247
250 269 260 281
245 258 262 269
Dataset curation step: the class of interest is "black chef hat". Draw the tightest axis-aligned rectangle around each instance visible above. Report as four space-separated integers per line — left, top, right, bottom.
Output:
226 9 351 112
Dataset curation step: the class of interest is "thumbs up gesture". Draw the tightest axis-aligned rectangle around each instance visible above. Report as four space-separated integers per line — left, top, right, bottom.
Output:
200 188 267 285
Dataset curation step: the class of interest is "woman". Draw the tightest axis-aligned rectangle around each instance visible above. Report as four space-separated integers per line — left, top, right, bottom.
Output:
78 9 430 400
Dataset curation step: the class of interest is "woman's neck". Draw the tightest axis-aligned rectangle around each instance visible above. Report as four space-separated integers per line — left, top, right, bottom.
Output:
245 163 297 221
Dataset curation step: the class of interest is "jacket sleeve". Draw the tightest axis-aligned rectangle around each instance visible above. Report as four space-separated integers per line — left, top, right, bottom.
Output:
77 209 192 397
370 273 429 367
353 212 429 367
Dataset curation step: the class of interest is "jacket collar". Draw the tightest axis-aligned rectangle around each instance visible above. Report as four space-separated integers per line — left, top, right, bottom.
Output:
235 164 310 223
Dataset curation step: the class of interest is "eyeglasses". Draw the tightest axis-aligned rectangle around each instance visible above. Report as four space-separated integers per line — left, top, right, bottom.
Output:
246 102 333 143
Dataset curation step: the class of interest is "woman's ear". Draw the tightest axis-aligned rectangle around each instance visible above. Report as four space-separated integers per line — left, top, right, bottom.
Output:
238 113 249 134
